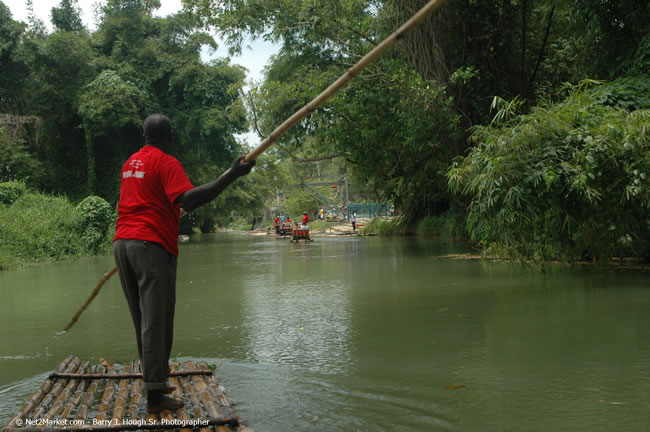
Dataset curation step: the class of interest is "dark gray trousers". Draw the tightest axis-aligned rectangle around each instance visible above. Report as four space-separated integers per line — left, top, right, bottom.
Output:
113 239 176 390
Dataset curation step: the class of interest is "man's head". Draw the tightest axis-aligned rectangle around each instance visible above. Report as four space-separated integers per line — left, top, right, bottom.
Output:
143 114 172 152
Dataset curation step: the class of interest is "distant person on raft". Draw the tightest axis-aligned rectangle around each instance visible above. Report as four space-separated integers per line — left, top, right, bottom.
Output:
112 114 254 413
302 211 309 226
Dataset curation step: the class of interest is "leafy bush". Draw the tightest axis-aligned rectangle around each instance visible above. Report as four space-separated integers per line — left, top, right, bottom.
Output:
415 210 467 238
0 191 84 269
358 210 467 238
0 129 43 186
76 195 114 254
0 181 26 205
361 218 409 236
448 77 650 262
0 189 115 269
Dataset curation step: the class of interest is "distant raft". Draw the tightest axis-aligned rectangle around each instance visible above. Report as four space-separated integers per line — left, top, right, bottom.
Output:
291 227 312 242
2 356 252 432
278 223 293 237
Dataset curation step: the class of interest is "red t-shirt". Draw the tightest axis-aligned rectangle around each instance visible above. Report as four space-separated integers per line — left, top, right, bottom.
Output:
302 214 309 224
114 146 194 256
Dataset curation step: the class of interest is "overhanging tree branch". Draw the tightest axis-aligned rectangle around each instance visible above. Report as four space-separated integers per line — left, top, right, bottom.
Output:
529 3 555 90
245 90 344 163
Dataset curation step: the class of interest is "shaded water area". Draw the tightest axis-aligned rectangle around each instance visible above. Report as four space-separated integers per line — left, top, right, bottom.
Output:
1 233 649 431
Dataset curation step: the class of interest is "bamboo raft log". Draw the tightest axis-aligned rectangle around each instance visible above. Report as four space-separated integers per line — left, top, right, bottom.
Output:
2 357 251 432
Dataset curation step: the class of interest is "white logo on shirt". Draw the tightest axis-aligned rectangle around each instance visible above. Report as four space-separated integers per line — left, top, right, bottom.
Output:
123 159 146 179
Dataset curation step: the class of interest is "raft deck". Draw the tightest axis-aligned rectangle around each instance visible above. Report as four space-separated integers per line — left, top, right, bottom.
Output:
2 356 252 432
291 228 312 242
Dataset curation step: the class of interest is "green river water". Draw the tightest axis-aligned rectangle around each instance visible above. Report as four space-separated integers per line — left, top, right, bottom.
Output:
1 233 649 431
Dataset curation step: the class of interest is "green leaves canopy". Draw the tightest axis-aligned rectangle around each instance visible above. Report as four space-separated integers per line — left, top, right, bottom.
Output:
448 77 650 261
78 70 146 132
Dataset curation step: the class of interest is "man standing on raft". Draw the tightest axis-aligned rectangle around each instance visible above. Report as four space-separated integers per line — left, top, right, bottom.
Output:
112 114 255 412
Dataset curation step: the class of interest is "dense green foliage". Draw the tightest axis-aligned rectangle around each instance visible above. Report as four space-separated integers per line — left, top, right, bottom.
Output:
1 0 252 231
0 184 114 269
185 0 648 217
0 128 42 185
359 210 466 238
448 78 650 261
360 218 407 236
0 179 25 204
183 0 648 261
1 0 648 264
76 195 114 254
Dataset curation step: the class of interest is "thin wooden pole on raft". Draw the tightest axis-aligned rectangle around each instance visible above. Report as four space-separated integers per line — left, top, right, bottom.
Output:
63 0 446 333
49 370 213 380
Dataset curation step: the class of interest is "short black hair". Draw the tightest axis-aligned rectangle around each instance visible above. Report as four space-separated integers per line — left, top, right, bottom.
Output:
143 114 172 146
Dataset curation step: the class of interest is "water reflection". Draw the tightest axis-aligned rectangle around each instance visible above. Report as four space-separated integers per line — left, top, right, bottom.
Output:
237 239 354 375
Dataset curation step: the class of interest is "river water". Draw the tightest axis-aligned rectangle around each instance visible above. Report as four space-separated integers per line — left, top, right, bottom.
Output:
1 234 649 431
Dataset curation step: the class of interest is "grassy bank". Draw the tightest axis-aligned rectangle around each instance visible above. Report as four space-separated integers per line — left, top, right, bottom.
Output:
0 182 114 270
360 210 468 239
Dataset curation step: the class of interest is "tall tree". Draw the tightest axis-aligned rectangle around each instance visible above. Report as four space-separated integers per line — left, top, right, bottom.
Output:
0 2 27 112
51 0 84 32
78 70 147 195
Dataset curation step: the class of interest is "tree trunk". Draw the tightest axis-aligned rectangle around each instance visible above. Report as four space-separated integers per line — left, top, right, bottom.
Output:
84 120 95 195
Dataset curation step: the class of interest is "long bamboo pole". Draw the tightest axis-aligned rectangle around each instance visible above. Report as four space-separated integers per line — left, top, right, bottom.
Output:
64 0 446 332
63 267 117 331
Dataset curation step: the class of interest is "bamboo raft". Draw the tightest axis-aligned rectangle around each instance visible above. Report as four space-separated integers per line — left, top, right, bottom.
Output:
2 356 252 432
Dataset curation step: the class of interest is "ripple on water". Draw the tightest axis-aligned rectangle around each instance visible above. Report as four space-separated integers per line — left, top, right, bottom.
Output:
194 359 453 432
0 372 50 425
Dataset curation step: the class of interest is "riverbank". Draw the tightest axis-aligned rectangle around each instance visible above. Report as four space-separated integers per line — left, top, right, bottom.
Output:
246 216 650 271
0 182 114 270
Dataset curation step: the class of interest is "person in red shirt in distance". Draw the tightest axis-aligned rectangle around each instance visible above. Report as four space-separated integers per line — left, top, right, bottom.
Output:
113 114 254 413
274 215 281 233
302 211 309 226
